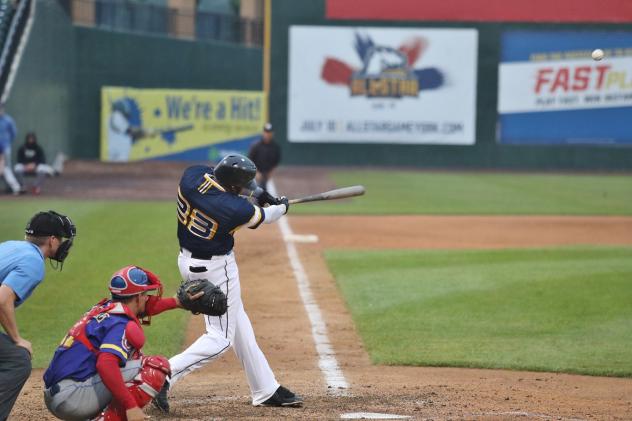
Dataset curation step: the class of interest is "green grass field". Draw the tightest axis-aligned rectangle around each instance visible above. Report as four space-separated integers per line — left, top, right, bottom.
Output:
326 247 632 376
1 170 631 374
291 171 632 215
0 200 187 368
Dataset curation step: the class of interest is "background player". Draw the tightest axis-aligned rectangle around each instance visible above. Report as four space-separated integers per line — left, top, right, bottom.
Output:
153 154 302 412
14 132 57 195
0 210 76 420
43 266 186 421
248 122 281 192
0 102 22 195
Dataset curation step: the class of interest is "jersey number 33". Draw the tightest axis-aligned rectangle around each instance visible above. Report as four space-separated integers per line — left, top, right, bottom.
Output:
177 188 218 240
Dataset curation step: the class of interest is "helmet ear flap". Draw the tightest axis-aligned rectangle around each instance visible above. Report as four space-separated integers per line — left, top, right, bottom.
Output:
244 179 258 192
214 154 257 192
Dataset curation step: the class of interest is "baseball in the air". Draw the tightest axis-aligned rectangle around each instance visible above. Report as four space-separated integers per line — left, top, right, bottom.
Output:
591 49 604 61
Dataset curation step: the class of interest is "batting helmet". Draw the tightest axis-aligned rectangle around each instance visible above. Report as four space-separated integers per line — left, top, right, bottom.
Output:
213 154 257 193
109 266 162 299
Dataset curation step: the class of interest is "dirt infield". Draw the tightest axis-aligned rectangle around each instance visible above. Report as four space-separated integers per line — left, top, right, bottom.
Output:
8 162 632 420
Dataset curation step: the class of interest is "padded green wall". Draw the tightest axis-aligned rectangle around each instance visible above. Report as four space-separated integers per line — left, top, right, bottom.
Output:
8 0 76 161
8 0 632 169
269 0 632 170
9 0 262 159
73 27 262 158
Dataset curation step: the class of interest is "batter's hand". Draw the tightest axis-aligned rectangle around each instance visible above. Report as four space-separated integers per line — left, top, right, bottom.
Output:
257 190 276 207
126 407 149 420
278 196 289 214
15 337 32 359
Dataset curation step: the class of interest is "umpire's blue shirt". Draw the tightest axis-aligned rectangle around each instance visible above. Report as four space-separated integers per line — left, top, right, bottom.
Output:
0 241 45 306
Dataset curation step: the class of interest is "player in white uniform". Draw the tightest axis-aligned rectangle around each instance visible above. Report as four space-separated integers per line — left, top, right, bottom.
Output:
153 154 302 412
107 106 133 162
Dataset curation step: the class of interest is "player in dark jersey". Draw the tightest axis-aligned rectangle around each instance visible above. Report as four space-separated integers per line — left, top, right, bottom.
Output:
154 154 302 413
43 266 190 421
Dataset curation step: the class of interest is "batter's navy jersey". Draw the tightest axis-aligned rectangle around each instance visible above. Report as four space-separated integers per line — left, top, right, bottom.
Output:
177 165 264 256
43 303 133 388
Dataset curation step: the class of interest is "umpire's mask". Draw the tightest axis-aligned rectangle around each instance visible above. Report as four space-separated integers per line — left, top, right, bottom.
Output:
25 210 77 269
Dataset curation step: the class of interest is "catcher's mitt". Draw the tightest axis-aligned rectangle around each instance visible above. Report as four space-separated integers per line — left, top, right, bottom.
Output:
177 279 227 316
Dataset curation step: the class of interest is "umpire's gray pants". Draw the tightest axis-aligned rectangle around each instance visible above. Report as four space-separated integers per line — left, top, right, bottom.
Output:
44 359 141 421
0 333 31 421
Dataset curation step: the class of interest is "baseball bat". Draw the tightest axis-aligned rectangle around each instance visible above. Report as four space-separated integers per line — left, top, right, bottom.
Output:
289 185 365 204
147 124 195 137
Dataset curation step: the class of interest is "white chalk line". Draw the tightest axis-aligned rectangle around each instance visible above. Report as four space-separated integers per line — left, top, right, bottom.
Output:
269 181 349 394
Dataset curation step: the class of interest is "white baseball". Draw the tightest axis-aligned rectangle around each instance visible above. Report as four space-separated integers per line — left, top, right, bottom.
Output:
591 49 604 61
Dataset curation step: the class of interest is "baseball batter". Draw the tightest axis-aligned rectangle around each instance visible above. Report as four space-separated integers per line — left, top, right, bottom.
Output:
153 154 302 412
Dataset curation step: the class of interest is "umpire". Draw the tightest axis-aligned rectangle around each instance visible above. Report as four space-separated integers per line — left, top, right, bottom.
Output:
0 210 76 421
248 122 281 191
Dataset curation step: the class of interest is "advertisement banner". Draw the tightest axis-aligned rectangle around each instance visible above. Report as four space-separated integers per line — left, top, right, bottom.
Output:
100 87 266 162
287 26 478 145
326 0 632 23
498 31 632 145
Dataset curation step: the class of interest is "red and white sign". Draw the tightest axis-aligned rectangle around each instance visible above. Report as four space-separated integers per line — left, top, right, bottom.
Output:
498 57 632 113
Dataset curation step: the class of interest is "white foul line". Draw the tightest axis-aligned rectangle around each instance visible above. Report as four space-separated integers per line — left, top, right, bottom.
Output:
269 181 349 393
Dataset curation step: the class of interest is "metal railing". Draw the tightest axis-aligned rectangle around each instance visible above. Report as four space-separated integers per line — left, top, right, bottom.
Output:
60 0 263 47
0 0 34 103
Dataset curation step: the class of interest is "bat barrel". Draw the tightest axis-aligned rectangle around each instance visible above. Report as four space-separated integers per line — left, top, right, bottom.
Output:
288 185 365 204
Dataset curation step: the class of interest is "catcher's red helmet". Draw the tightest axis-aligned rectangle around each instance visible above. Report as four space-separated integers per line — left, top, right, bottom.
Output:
109 266 162 298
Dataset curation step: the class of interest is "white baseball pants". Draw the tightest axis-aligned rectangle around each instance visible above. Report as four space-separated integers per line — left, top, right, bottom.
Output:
168 249 280 405
1 145 21 193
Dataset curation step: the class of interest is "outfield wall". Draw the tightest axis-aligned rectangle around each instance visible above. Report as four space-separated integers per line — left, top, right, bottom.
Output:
8 0 262 160
8 0 76 162
6 0 632 170
270 0 632 170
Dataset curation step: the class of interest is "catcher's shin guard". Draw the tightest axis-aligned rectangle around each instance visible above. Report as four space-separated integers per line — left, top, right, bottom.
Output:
134 355 171 403
96 356 171 420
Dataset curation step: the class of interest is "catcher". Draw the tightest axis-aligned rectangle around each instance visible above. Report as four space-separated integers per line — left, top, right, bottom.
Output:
42 266 225 421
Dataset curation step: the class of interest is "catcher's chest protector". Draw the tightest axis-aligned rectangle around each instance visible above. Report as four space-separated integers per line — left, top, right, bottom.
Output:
63 300 142 354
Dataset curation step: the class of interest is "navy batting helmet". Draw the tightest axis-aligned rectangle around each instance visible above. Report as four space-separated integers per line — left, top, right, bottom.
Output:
214 154 257 193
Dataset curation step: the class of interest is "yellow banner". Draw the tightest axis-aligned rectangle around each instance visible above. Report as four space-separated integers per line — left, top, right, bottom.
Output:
100 87 266 162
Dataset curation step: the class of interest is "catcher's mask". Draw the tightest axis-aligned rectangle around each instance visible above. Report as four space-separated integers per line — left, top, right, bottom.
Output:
25 210 76 270
213 154 257 194
109 266 163 324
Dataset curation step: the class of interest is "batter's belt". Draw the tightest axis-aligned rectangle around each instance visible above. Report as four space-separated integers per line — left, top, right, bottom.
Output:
180 247 231 261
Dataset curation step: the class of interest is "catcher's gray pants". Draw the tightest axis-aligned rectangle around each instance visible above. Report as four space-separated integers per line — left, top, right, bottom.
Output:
43 359 141 421
0 333 31 421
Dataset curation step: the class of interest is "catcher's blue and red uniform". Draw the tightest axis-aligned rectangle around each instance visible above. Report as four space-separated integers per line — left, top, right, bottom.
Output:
43 268 176 421
44 301 139 388
177 165 263 257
